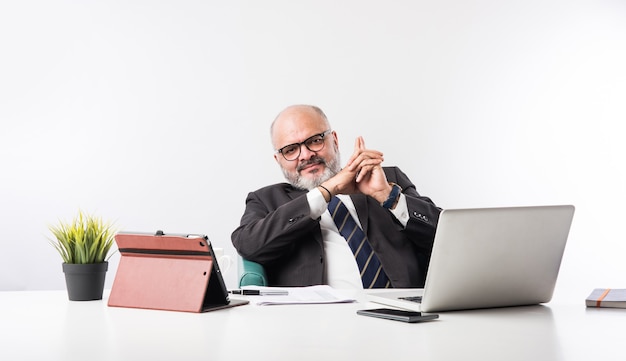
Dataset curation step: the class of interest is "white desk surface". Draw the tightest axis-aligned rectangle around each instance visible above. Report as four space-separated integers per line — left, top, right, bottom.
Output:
0 289 622 361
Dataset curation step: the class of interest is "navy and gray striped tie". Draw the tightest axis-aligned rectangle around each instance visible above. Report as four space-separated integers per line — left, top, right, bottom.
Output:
328 196 390 288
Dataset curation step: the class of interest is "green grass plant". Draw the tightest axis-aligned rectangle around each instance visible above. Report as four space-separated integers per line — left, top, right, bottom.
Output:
49 211 116 264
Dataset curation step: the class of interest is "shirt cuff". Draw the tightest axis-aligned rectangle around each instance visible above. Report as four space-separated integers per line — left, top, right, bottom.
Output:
307 188 328 220
388 193 409 227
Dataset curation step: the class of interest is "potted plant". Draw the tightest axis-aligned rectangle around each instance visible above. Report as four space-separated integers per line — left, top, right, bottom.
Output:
49 211 116 301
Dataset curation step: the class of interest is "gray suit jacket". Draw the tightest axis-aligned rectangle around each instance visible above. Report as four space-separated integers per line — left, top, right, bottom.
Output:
231 166 441 287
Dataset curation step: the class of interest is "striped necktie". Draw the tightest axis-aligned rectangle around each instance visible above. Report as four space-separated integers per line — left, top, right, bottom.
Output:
328 196 390 288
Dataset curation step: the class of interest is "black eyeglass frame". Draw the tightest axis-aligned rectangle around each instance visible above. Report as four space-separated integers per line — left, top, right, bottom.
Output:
276 129 332 161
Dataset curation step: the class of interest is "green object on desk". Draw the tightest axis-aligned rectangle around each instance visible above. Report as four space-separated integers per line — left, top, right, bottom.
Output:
238 257 268 287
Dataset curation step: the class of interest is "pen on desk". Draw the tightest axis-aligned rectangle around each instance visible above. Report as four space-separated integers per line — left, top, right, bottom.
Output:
229 289 289 296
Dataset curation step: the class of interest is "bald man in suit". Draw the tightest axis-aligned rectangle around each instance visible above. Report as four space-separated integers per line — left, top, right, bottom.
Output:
232 105 441 289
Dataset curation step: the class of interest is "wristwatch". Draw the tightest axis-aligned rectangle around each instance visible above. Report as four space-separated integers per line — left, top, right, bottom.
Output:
382 182 402 209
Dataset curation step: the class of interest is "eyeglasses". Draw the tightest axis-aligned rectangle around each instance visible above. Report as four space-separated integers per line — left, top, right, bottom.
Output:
276 130 332 161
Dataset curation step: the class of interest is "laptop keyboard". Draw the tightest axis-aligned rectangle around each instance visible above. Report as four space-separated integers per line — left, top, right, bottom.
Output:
399 296 423 303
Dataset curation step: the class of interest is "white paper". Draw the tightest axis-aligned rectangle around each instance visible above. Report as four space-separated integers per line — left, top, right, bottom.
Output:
241 285 357 306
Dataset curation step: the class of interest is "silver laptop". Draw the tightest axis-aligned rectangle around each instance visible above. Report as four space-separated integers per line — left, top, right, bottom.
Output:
369 205 575 312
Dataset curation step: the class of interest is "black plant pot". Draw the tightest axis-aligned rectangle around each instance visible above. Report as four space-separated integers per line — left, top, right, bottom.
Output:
62 262 108 301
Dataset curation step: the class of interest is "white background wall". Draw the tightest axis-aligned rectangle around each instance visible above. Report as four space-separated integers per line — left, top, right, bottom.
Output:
1 0 625 303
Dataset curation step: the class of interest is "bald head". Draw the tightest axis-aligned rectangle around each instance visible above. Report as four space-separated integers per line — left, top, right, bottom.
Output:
270 105 330 149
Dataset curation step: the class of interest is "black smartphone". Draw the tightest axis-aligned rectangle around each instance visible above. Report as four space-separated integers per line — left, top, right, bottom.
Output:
357 308 439 323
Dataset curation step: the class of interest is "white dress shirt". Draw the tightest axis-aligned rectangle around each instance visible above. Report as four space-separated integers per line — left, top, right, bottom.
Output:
306 188 409 289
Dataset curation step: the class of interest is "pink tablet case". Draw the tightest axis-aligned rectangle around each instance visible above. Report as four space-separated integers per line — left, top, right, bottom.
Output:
108 232 247 312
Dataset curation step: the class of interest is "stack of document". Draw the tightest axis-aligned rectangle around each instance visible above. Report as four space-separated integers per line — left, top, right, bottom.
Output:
236 285 357 306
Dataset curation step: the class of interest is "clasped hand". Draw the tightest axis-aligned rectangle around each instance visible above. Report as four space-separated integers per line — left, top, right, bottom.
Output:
327 136 392 204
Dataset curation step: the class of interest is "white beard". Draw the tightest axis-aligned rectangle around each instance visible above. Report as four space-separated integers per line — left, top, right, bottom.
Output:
282 153 342 190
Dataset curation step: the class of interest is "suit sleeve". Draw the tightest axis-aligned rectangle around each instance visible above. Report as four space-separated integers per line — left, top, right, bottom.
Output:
231 186 322 264
384 167 441 251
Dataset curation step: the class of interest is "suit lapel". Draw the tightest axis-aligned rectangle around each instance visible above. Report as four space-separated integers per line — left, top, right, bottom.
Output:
350 194 370 234
284 184 307 200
